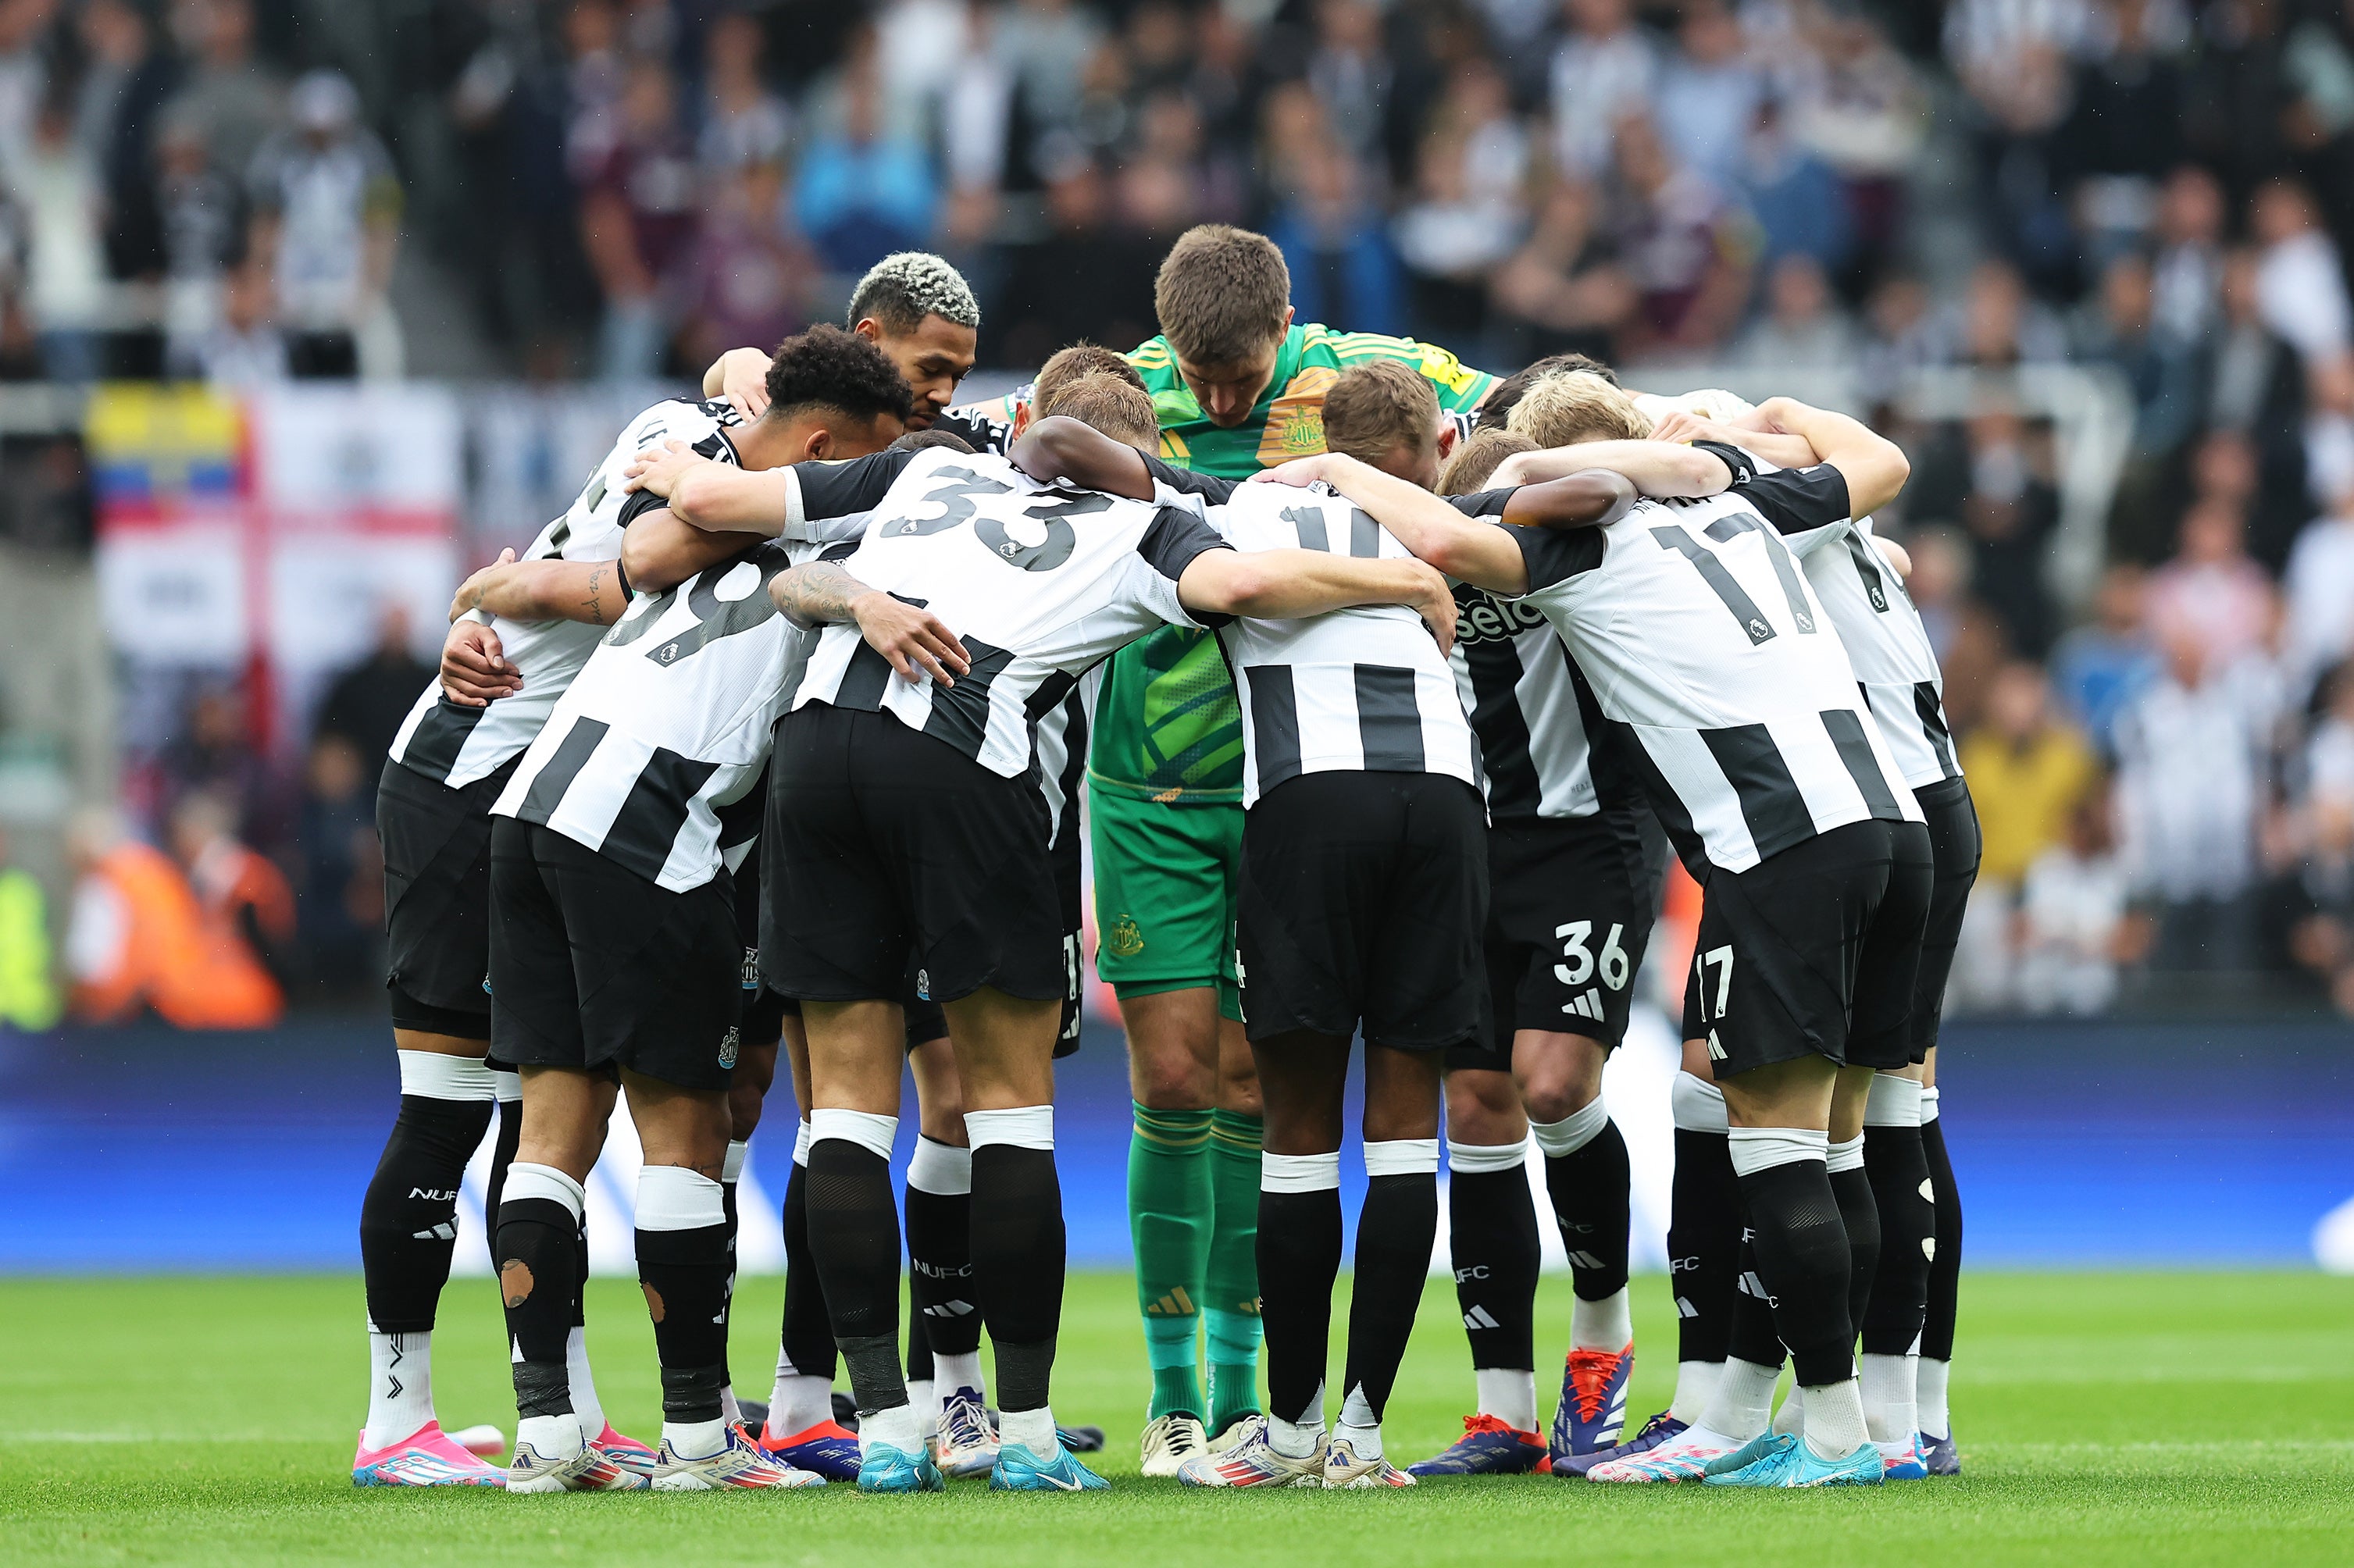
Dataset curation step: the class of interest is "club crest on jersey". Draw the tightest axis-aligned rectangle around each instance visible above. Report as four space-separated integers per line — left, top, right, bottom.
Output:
741 946 761 991
1107 914 1145 957
1747 617 1771 640
915 969 932 1001
717 1027 740 1069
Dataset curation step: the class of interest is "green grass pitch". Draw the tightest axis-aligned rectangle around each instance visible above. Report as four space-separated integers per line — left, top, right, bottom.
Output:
2 1270 2349 1565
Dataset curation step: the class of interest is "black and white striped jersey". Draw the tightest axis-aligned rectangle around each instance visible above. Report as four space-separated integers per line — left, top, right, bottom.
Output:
1776 512 1960 792
1505 443 1921 875
388 397 744 789
1204 483 1481 807
783 447 1233 780
490 534 833 893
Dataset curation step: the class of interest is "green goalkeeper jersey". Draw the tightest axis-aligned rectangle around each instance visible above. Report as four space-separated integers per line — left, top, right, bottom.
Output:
1086 324 1496 803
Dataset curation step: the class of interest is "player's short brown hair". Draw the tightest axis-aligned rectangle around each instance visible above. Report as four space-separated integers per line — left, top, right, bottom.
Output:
1035 343 1146 415
1049 372 1159 450
1506 369 1650 447
1437 426 1537 497
1154 225 1292 366
1321 359 1439 470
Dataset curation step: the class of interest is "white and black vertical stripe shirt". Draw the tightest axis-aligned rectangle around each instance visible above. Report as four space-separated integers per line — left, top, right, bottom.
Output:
1774 511 1960 791
388 397 744 789
1505 442 1921 875
1202 483 1481 807
490 534 837 893
782 447 1233 779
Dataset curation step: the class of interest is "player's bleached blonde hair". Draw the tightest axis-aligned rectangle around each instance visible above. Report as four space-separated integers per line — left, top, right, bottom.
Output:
1504 369 1652 447
847 252 981 333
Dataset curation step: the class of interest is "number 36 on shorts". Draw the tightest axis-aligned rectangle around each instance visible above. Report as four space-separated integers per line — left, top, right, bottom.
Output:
1554 921 1631 990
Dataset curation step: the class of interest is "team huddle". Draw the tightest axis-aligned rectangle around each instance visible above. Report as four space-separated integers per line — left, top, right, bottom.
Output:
348 226 1977 1495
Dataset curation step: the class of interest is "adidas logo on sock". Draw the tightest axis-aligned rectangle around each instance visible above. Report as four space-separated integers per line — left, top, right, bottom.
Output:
412 1221 458 1242
922 1300 977 1318
1675 1296 1700 1319
1566 1249 1605 1270
1146 1287 1197 1317
1463 1306 1503 1331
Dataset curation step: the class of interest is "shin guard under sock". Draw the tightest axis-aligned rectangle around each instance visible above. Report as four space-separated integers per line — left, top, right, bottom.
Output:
1341 1142 1439 1431
1862 1104 1933 1359
1444 1144 1539 1381
777 1132 838 1383
906 1135 979 1386
1920 1099 1962 1363
361 1053 497 1335
497 1164 585 1428
1668 1117 1741 1365
1129 1105 1212 1420
966 1107 1064 1413
1258 1153 1343 1427
806 1113 906 1413
1828 1139 1878 1342
1533 1102 1632 1305
1729 1130 1853 1389
1204 1110 1264 1428
636 1167 731 1430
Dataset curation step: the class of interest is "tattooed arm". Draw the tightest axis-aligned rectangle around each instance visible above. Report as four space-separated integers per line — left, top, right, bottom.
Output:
767 561 972 686
449 551 630 626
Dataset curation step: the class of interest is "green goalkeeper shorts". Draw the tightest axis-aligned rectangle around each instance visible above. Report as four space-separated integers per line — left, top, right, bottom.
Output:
1089 783 1244 1023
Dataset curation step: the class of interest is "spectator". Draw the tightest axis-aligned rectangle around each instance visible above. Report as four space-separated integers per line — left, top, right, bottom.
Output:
2113 632 2274 970
171 786 296 1003
2289 662 2354 1014
12 94 109 382
0 0 44 173
1734 251 1856 369
2203 247 2309 561
1305 0 1396 180
679 161 814 374
994 155 1157 369
162 0 285 189
76 0 175 284
2049 561 2160 756
156 681 268 838
1960 660 2102 893
1931 257 2070 369
294 731 380 1003
64 804 279 1029
793 39 936 278
2073 251 2202 463
155 105 246 366
1548 0 1657 178
1603 112 1750 357
1653 0 1763 191
1115 92 1221 240
1264 140 1407 337
2145 495 2276 667
185 258 287 387
1956 406 2063 657
2148 162 2224 347
246 71 402 380
1784 8 1924 279
697 9 791 174
1736 96 1853 278
2249 177 2352 367
312 604 434 803
1486 175 1633 366
576 57 698 380
0 822 58 1031
2287 477 2354 681
1393 124 1519 342
2061 0 2185 272
2014 782 2145 1014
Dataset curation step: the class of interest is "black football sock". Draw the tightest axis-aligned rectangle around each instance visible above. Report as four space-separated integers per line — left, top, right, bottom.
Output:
1257 1155 1343 1438
634 1166 733 1445
1532 1099 1633 1309
1861 1101 1933 1360
717 1141 747 1421
806 1116 908 1418
360 1055 496 1335
496 1164 585 1443
1828 1139 1879 1341
1920 1096 1962 1363
1728 1130 1853 1391
906 1137 982 1382
482 1073 522 1223
1667 1074 1742 1424
965 1110 1065 1414
777 1138 837 1382
1339 1147 1439 1448
1444 1144 1539 1431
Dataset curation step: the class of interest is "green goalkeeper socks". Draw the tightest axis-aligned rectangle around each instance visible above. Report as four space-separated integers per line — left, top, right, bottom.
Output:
1205 1110 1264 1431
1130 1103 1213 1420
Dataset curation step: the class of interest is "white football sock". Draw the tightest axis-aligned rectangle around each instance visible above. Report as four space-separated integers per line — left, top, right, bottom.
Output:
1801 1377 1870 1459
1571 1286 1632 1352
1917 1356 1952 1440
517 1413 582 1459
665 1417 728 1461
1268 1374 1325 1460
1860 1352 1917 1445
935 1351 985 1399
906 1377 939 1431
1334 1382 1382 1460
362 1328 436 1450
1772 1380 1804 1436
1667 1359 1721 1427
1700 1356 1781 1441
566 1325 607 1442
720 1385 742 1426
1000 1406 1058 1457
767 1358 833 1439
860 1400 924 1454
1475 1366 1538 1433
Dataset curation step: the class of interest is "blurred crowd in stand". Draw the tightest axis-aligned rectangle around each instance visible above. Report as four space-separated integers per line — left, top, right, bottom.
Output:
3 0 2354 1019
